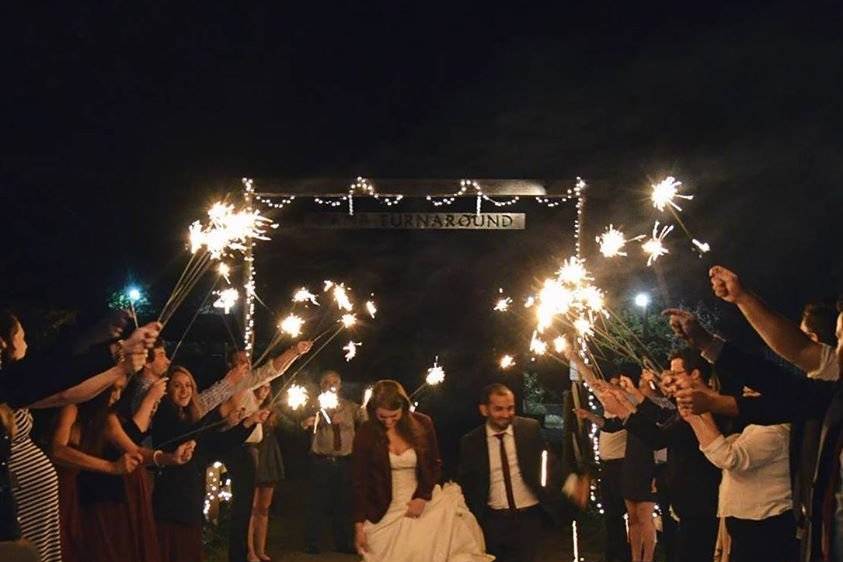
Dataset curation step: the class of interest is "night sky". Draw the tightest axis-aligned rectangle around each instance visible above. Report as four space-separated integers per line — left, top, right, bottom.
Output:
4 4 841 391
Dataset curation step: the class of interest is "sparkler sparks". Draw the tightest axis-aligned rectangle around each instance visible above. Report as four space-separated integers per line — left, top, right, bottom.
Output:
189 202 276 260
524 296 535 308
343 341 360 362
692 239 711 254
573 317 594 337
499 354 516 369
596 225 643 258
286 384 309 410
530 331 548 355
557 257 591 285
217 263 231 283
317 389 339 411
362 386 373 408
425 359 446 386
494 297 513 312
651 176 693 212
553 336 569 354
365 300 377 319
642 221 674 266
212 288 239 314
340 313 357 328
278 314 305 338
292 287 319 306
332 285 354 312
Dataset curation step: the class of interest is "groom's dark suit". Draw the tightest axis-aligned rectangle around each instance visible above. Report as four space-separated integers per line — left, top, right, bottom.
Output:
458 416 560 562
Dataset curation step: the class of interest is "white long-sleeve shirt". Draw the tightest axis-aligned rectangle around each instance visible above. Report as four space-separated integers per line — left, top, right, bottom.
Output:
700 423 792 520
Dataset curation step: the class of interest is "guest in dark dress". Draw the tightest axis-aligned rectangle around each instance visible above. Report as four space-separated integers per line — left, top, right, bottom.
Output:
76 377 195 562
50 399 144 562
150 367 268 562
249 384 285 562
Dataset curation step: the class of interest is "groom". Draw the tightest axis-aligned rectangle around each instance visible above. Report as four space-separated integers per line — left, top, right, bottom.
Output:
458 383 559 562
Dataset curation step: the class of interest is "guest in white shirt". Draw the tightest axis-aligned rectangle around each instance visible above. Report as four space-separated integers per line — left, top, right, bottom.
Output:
683 406 798 562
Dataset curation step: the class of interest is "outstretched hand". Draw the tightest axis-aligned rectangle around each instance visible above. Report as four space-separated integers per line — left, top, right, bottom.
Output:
662 308 714 351
709 266 746 304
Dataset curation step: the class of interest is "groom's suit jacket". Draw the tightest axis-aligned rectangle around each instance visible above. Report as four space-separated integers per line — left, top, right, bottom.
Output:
457 416 561 522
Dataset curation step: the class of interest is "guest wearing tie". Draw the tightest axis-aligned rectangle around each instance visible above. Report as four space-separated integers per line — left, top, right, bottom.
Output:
301 371 365 555
458 383 561 562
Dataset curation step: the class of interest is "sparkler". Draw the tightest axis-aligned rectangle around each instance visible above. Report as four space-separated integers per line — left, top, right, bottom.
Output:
530 331 548 355
340 313 357 328
596 225 644 258
642 221 674 266
278 314 305 338
318 389 339 411
362 386 373 408
332 284 354 312
541 450 548 487
212 288 239 314
651 176 693 212
523 296 535 308
292 287 319 306
425 358 446 386
343 341 360 362
692 239 711 254
286 384 309 410
365 300 377 318
494 297 512 312
556 257 591 285
499 354 516 369
217 263 231 283
553 336 569 354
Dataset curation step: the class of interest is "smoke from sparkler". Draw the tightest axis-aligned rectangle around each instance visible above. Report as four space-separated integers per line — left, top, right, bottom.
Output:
293 287 319 306
651 176 693 212
286 384 309 410
212 288 239 314
278 314 305 338
642 221 674 266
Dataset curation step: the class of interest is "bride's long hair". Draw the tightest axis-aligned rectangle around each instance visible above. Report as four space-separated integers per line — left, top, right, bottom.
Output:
366 380 425 453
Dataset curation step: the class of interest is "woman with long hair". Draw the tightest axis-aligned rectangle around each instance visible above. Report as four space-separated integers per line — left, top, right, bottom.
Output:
150 366 268 562
352 380 492 562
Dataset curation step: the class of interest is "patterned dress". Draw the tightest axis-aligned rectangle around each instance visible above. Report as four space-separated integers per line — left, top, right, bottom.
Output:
9 408 61 562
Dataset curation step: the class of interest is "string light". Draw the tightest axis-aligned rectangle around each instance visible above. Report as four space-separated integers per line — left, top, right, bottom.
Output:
347 177 403 216
426 179 518 215
242 178 257 354
255 194 296 210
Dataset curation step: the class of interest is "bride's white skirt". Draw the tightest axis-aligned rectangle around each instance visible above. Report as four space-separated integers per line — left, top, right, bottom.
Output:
362 482 494 562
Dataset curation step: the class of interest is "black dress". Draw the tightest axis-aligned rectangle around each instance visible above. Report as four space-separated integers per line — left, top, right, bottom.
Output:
620 431 657 502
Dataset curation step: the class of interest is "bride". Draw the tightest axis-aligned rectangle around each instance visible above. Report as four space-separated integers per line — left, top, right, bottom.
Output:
351 380 493 562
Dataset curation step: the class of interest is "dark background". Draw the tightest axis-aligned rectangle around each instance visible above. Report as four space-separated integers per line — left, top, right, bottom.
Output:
2 2 841 459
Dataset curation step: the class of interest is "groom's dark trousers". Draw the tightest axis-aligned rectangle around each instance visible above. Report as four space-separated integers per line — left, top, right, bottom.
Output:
482 506 543 562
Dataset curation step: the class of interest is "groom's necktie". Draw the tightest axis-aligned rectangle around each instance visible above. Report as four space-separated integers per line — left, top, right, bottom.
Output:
494 433 517 511
332 421 342 451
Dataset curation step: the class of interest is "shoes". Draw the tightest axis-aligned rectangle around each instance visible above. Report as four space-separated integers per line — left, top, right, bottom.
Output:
304 545 320 555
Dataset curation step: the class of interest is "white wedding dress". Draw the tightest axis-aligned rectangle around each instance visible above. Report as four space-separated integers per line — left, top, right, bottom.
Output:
362 449 494 562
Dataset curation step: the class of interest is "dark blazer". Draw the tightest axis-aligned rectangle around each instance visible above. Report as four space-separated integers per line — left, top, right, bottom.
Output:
351 411 442 524
713 342 840 562
457 416 560 522
624 399 721 519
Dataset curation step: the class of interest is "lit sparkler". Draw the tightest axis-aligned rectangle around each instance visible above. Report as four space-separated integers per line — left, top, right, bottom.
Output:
425 358 446 386
499 354 516 369
692 239 711 254
651 176 693 212
553 336 569 354
362 386 373 408
332 285 354 312
365 300 377 318
318 389 339 411
340 313 357 328
573 316 594 338
286 384 309 410
642 221 674 266
556 257 591 285
596 225 643 258
212 288 239 314
343 341 360 362
292 287 319 306
278 314 305 338
530 331 548 355
494 297 513 312
524 296 535 308
217 263 231 283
